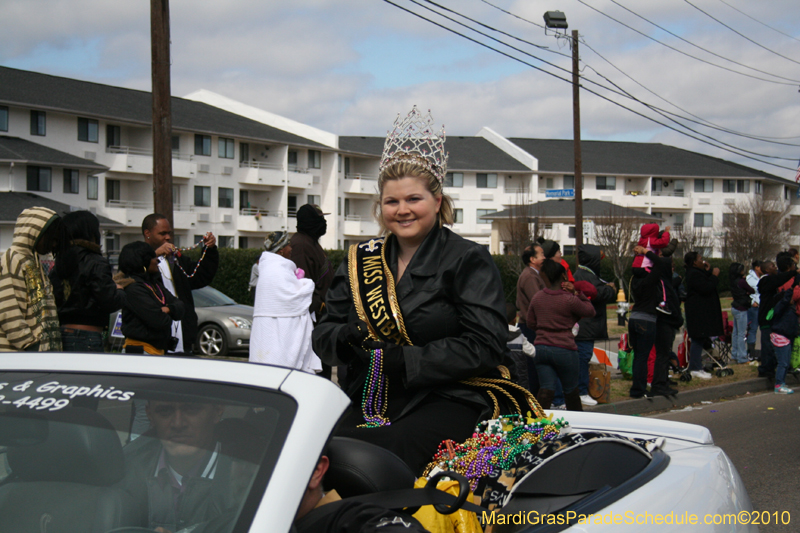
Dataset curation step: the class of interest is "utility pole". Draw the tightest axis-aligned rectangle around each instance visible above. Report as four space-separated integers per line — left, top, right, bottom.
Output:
151 0 174 227
572 29 583 248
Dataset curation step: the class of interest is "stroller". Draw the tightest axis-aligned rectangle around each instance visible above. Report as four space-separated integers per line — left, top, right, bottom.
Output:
675 313 735 379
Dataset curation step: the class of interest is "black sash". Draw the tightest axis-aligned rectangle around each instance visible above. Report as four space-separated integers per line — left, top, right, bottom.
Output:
348 238 412 346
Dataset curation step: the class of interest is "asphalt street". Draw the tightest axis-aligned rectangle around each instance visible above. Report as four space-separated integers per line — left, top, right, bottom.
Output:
653 388 800 533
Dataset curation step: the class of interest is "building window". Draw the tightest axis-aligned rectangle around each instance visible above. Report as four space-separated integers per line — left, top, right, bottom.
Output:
568 226 576 238
63 169 79 194
218 137 234 159
240 142 249 163
173 185 180 205
694 179 713 193
307 194 320 206
338 154 342 173
563 175 575 189
563 245 575 256
171 135 180 152
106 179 121 202
722 213 735 227
238 237 249 249
738 180 750 193
338 197 342 216
344 157 351 175
477 208 497 224
106 125 121 148
596 176 616 190
26 166 51 192
77 118 98 143
0 106 8 132
722 180 736 193
545 177 554 189
240 190 249 210
30 110 46 136
194 235 205 245
194 135 211 156
288 150 298 168
344 198 351 217
454 209 463 223
218 236 234 248
674 213 685 227
445 172 464 187
194 186 211 207
754 181 762 195
477 173 497 188
308 150 321 169
105 234 120 254
218 187 233 208
288 195 298 216
694 213 713 227
87 175 98 200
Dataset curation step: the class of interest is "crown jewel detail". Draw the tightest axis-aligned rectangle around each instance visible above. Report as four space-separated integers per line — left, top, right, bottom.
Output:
379 106 448 184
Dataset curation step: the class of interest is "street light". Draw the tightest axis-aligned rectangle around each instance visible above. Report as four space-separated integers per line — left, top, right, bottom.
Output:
544 11 584 248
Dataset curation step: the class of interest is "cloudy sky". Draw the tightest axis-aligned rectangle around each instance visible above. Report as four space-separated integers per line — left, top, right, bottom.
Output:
2 0 799 178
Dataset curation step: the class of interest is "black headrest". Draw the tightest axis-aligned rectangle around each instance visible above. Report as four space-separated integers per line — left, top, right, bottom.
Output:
7 407 125 486
323 437 416 498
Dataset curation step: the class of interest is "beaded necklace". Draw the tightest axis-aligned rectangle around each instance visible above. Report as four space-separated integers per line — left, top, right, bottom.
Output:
170 242 209 279
422 414 569 490
144 282 166 305
358 348 391 428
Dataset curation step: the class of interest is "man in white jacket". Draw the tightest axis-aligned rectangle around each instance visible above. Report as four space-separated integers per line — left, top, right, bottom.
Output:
249 232 322 374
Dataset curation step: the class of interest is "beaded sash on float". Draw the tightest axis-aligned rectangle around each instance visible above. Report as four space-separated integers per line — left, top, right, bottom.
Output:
348 238 412 428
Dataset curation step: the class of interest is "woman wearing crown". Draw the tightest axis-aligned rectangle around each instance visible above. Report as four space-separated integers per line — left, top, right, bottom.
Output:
312 107 508 473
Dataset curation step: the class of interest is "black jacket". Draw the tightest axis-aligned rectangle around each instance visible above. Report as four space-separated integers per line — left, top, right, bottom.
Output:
312 225 507 420
120 272 184 350
161 247 219 349
49 240 126 328
630 252 661 315
684 265 723 338
655 255 684 329
574 245 616 341
758 271 796 327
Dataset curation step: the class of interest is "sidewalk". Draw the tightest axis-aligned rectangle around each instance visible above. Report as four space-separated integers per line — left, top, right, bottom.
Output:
589 375 774 416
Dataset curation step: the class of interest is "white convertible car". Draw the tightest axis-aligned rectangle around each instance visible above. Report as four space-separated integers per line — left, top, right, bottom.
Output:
0 354 757 532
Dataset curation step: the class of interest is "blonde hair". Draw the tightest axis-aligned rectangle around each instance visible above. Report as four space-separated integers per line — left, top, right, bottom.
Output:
372 160 455 235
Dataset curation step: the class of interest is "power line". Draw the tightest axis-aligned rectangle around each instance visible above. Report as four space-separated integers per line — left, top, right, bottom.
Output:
574 0 799 86
379 0 797 172
608 0 800 84
716 0 800 43
684 0 800 66
580 39 800 145
482 0 800 142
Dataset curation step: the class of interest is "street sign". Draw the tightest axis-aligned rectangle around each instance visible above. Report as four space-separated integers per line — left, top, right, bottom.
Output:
545 188 575 198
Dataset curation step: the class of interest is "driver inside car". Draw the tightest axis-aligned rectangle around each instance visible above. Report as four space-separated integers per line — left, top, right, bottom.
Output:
122 400 253 533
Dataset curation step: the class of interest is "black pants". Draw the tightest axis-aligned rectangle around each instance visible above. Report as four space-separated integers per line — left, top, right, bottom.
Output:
652 322 676 394
336 394 482 475
629 317 657 397
518 323 540 396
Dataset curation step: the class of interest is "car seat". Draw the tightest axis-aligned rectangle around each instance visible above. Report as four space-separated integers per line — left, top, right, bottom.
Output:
0 407 142 533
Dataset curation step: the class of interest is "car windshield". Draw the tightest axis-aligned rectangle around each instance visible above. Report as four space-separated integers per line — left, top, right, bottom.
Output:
193 286 237 307
0 371 296 533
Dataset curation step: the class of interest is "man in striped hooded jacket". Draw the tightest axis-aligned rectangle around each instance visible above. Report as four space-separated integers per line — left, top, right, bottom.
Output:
0 206 62 351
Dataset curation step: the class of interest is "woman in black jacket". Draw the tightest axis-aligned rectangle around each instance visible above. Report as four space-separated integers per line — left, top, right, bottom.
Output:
684 251 723 379
50 210 125 352
117 242 184 355
312 108 507 474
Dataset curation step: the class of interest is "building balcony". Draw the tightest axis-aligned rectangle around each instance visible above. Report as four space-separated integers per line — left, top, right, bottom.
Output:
342 174 379 196
237 208 287 232
343 215 380 238
287 169 314 189
103 199 152 225
238 161 285 187
105 146 196 179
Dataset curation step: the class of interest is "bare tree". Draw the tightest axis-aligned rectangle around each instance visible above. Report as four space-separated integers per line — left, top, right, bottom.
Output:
718 195 791 263
593 206 639 290
673 223 714 258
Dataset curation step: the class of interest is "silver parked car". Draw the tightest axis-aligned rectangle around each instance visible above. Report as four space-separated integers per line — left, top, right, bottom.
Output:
192 286 253 358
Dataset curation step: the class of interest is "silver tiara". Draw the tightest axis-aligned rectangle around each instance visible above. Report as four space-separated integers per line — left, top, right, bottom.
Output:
379 106 448 184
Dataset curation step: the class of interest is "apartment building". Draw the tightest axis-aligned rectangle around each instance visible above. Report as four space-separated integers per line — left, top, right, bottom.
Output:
1 65 797 257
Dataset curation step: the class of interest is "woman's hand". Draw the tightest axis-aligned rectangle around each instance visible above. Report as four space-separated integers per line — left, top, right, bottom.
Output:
339 320 370 347
561 281 575 294
161 306 170 314
362 340 405 371
633 245 647 255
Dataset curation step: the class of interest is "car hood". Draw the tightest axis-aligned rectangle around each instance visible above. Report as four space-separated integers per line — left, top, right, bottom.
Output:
197 304 254 319
551 410 713 446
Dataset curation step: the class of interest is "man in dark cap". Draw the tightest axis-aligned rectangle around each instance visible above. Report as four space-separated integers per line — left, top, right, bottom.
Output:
291 204 334 377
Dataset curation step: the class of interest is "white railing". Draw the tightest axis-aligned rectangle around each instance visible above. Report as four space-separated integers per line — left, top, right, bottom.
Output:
625 190 648 196
106 146 194 161
106 199 152 209
240 208 283 217
239 161 283 170
504 187 529 195
345 215 366 221
651 190 687 198
288 165 309 174
173 203 196 212
345 173 378 180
